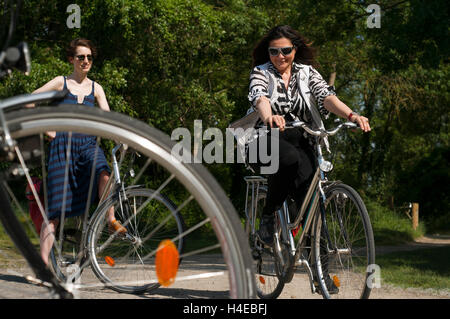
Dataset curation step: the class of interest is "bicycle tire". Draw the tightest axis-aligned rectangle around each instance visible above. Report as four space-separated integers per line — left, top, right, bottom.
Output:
88 187 185 294
245 186 285 299
273 208 296 285
2 105 255 298
312 183 375 299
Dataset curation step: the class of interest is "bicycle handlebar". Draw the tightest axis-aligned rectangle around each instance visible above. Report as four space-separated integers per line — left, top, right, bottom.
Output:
286 120 358 137
256 120 359 138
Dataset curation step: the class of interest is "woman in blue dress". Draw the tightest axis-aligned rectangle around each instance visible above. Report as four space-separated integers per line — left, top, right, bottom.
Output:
30 38 126 265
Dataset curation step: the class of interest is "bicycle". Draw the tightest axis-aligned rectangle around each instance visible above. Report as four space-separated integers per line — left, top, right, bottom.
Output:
0 0 255 298
244 120 376 299
48 143 186 294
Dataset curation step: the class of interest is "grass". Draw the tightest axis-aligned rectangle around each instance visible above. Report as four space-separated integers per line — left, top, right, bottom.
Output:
376 246 450 291
365 199 426 245
359 199 450 292
0 224 28 268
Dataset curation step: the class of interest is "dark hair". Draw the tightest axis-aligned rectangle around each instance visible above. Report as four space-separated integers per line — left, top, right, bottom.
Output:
66 38 97 60
252 25 317 68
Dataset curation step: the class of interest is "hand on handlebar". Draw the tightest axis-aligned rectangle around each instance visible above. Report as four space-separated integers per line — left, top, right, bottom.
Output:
351 114 371 132
265 115 285 131
45 131 56 141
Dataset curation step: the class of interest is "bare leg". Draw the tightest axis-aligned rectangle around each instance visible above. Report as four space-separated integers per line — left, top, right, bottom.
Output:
40 219 59 265
98 170 126 234
98 170 115 223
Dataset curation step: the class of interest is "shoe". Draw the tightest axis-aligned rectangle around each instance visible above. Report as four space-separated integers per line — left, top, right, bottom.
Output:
324 275 339 294
108 219 127 236
257 214 274 246
314 274 339 295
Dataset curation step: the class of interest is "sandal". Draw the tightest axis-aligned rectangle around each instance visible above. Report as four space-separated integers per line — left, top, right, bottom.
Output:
108 219 127 236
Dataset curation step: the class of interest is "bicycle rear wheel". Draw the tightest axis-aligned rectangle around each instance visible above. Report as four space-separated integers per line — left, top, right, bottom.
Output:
245 185 285 299
1 105 255 298
312 183 375 299
88 187 185 294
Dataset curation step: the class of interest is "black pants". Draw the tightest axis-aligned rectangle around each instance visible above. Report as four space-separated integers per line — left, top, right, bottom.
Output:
248 128 316 217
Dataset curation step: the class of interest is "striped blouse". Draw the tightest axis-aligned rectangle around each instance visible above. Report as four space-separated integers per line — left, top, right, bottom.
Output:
248 61 336 124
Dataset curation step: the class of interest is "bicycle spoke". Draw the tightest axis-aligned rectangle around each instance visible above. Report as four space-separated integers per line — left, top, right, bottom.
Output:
57 132 73 259
2 180 37 237
139 195 193 244
179 243 221 258
141 217 210 262
39 133 48 212
114 195 193 263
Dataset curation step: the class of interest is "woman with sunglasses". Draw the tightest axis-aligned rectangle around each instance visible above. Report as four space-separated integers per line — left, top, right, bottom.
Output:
248 25 370 247
248 25 371 295
29 38 126 265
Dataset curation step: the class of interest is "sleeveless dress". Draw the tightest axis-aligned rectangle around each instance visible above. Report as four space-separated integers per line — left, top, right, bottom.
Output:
46 76 111 220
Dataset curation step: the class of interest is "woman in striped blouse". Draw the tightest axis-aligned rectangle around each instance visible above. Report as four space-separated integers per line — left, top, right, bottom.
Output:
248 25 371 246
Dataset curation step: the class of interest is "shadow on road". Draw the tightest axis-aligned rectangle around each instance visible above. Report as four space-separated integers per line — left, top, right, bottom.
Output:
0 273 30 285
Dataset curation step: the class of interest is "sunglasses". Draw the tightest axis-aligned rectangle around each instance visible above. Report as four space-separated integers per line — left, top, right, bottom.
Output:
75 54 93 62
268 46 295 57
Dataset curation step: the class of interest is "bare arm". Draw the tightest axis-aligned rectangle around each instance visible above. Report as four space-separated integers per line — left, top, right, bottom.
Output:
26 76 65 139
255 96 285 131
94 83 110 111
26 76 64 108
323 95 371 132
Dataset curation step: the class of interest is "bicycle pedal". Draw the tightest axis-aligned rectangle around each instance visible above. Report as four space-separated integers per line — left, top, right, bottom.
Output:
258 256 277 276
60 259 76 267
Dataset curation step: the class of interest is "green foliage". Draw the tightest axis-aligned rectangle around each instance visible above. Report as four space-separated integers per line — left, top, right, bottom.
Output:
395 146 450 232
1 0 449 235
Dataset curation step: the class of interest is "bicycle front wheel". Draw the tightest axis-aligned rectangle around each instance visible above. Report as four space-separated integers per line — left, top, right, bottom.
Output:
88 187 185 294
1 105 255 298
312 183 375 299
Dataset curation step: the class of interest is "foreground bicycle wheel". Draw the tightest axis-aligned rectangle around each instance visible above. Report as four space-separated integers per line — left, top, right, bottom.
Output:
245 186 285 299
313 183 375 299
88 187 185 294
0 105 255 298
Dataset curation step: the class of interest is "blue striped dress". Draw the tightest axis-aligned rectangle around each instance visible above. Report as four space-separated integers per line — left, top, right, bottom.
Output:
47 76 111 220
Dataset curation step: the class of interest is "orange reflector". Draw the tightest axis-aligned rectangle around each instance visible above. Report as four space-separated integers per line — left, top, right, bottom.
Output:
333 275 340 288
259 276 266 285
155 239 179 287
105 256 115 267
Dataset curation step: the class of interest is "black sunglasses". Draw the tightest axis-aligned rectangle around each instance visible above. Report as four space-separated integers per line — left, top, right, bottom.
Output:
75 54 93 62
268 46 295 57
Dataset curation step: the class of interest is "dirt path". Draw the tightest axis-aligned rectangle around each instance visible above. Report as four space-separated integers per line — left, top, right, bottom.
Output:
0 235 449 299
375 234 450 255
